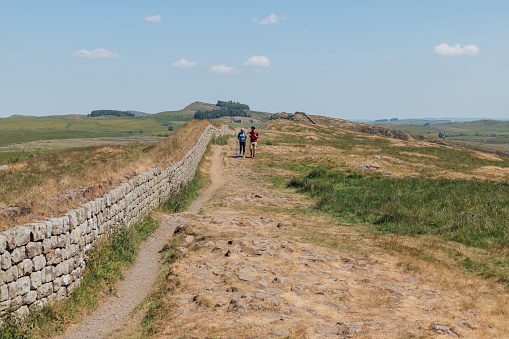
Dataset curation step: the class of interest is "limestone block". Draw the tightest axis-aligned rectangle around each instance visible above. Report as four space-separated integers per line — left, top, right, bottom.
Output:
23 291 37 305
47 249 62 265
83 203 92 219
29 223 45 242
53 277 62 291
31 271 42 289
50 218 64 235
5 266 19 283
37 282 53 299
57 234 67 248
12 226 32 247
0 235 6 254
12 295 23 308
15 305 29 317
42 238 52 254
33 255 46 271
8 276 30 298
29 299 44 312
56 286 66 299
50 236 58 249
67 211 78 230
1 251 11 270
11 246 26 264
3 230 15 250
1 283 8 302
104 194 112 207
0 299 11 312
26 242 42 258
0 269 4 285
41 266 56 283
75 207 86 224
18 259 33 276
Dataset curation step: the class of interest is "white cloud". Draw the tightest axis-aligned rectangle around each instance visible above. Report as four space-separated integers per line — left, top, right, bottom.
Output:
172 58 197 68
243 56 270 67
254 13 286 25
71 48 120 58
304 29 310 35
210 64 238 74
145 15 161 22
434 43 479 56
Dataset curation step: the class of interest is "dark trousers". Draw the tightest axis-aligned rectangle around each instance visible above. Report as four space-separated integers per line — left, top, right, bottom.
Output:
239 141 246 154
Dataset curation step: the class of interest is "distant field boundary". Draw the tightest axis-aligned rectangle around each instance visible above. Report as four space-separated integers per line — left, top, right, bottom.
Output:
0 124 234 317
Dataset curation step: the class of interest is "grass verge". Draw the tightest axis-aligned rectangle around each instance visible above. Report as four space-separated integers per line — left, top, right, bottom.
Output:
0 216 159 339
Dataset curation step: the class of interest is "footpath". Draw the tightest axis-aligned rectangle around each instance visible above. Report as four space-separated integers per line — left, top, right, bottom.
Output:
64 144 507 338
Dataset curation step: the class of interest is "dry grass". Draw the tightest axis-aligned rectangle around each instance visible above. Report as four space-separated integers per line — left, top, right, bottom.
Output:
0 120 224 231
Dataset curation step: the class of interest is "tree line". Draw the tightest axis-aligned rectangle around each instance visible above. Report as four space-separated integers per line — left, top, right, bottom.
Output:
194 100 251 120
88 110 135 117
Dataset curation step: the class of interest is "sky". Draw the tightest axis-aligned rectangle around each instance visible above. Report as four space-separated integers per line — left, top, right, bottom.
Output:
1 0 509 120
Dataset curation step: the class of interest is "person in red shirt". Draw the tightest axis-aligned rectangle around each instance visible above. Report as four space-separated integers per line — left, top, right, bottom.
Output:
249 126 259 158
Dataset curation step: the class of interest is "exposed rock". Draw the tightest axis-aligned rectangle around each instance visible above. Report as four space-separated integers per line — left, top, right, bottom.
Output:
430 324 458 337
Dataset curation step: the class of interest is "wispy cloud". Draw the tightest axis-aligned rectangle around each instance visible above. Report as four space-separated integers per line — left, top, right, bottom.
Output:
210 64 238 74
145 14 161 22
172 58 197 67
254 14 286 25
434 43 479 56
243 56 270 67
304 29 310 35
71 48 120 58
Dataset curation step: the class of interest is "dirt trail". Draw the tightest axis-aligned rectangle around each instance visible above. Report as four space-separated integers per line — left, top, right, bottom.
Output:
61 146 227 339
151 145 509 338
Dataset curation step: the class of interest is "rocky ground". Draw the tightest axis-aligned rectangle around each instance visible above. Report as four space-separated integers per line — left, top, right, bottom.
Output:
151 148 508 338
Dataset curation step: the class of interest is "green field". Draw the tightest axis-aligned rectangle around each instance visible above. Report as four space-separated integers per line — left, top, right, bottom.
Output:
376 119 509 150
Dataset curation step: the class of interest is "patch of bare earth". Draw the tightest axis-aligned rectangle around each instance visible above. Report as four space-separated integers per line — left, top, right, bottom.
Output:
149 143 509 338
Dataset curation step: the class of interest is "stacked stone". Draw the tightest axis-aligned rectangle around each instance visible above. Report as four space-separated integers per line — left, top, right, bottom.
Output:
0 124 234 316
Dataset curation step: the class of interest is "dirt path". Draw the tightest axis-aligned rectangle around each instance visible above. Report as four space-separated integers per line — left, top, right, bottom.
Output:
149 144 509 338
62 146 227 339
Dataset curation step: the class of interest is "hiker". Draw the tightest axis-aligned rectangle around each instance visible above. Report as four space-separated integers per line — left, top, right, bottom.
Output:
249 126 259 158
237 128 247 158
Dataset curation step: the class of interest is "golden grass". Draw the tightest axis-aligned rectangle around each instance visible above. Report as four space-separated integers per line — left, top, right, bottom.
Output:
0 120 225 231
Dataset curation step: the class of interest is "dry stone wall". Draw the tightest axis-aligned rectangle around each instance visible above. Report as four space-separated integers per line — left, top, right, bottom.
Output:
0 124 234 316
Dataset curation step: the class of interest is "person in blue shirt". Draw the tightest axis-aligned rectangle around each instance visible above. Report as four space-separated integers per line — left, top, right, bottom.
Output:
237 129 247 158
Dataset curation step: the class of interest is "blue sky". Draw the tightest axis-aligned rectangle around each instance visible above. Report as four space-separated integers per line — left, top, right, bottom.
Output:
1 1 508 120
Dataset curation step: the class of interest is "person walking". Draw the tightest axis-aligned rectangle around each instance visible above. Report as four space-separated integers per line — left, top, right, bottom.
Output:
237 128 247 158
249 126 259 158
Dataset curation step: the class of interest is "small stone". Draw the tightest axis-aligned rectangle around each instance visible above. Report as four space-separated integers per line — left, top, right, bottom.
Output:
291 286 304 295
273 276 290 284
258 279 269 287
226 286 239 292
430 324 458 337
272 328 290 336
237 273 256 282
228 298 249 313
185 235 194 243
168 294 196 304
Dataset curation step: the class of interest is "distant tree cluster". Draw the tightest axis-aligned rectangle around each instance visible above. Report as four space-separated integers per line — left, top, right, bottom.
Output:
88 110 135 117
216 100 250 111
194 107 251 120
194 100 251 120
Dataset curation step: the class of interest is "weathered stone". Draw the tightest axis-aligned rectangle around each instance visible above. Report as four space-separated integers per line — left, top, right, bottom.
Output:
23 291 37 305
1 284 8 302
31 271 42 289
13 227 32 247
47 249 62 265
237 273 256 282
0 235 6 254
50 218 64 235
61 274 71 286
33 254 46 271
42 266 56 283
56 286 66 299
430 324 458 337
53 277 62 291
0 300 11 312
273 276 290 283
42 238 52 254
11 246 26 264
241 246 260 255
18 259 33 276
1 251 12 270
26 242 43 258
272 328 290 336
228 298 249 313
5 266 19 283
37 282 53 299
8 276 30 298
15 305 29 317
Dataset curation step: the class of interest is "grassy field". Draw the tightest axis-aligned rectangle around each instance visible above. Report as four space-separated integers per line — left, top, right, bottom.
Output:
376 119 509 150
256 118 509 283
0 120 220 230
